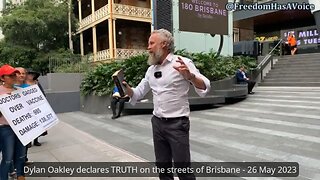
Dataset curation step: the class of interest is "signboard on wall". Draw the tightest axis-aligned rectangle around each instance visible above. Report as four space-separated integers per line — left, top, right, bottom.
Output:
179 0 228 35
281 25 320 49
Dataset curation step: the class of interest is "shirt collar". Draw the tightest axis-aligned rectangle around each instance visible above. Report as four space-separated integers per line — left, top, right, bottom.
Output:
165 53 175 63
155 53 174 67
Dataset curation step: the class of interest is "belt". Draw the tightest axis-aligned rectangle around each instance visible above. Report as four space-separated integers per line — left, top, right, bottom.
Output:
154 116 187 121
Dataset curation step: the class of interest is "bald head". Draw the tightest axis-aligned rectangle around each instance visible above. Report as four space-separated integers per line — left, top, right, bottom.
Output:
15 67 27 84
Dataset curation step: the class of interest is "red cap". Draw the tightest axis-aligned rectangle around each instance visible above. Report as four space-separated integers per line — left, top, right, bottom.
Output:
0 64 19 77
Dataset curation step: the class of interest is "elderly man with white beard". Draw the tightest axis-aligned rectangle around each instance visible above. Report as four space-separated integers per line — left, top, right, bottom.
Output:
123 29 211 180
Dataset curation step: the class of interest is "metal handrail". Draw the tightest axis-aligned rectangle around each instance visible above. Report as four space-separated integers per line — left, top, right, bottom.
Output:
256 39 283 70
248 39 283 81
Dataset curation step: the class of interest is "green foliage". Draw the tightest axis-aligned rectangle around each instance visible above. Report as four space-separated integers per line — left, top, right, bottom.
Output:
80 51 256 96
80 54 149 96
0 0 78 72
53 61 90 73
176 49 257 81
0 0 77 50
52 55 92 73
0 41 37 67
1 2 17 15
119 54 150 88
16 49 77 74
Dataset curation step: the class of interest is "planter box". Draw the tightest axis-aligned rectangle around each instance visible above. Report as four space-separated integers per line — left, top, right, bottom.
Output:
80 77 248 114
81 95 112 114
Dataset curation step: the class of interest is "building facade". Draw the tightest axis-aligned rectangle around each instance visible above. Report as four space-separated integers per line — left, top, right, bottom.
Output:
233 0 315 42
171 0 233 56
10 0 25 5
75 0 152 62
233 0 319 54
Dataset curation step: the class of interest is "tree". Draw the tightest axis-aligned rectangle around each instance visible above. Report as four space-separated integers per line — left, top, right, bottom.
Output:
0 40 37 67
0 0 78 73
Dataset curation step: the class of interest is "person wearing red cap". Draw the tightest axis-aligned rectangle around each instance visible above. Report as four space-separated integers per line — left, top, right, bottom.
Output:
0 64 26 180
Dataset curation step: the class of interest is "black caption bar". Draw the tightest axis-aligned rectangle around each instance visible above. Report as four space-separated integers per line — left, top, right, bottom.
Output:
24 162 299 177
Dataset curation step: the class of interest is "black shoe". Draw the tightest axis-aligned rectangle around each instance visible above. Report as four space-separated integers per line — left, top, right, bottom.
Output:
41 131 48 136
25 161 34 166
26 142 32 148
34 141 41 146
111 115 117 119
249 92 255 94
9 170 16 178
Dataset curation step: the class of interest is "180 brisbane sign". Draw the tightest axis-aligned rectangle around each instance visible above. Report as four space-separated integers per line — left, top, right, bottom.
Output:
179 0 228 35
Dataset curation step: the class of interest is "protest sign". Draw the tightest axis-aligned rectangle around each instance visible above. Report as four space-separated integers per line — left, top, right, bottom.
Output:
0 84 59 146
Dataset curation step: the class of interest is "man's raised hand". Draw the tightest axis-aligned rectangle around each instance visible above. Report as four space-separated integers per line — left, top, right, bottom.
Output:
173 57 194 80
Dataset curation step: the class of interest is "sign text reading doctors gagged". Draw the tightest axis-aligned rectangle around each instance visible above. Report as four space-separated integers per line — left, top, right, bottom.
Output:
0 85 59 145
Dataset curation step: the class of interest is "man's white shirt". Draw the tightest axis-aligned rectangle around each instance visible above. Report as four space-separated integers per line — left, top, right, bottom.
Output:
130 53 210 118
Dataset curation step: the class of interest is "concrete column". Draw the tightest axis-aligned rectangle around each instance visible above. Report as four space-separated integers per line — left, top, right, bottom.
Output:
108 19 114 59
91 0 95 19
113 19 117 59
80 33 84 56
150 0 154 31
309 0 320 34
92 26 97 61
78 0 82 22
108 0 115 59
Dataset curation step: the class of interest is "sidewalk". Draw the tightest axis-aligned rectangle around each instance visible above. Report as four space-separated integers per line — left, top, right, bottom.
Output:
26 120 156 180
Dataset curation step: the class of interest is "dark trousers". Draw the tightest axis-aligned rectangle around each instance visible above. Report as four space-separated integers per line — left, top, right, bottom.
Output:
111 96 129 116
246 80 256 93
151 116 196 180
0 126 26 179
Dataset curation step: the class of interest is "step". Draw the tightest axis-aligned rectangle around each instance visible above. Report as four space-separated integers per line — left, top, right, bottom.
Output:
275 61 320 65
276 59 320 62
259 82 320 86
281 52 320 56
263 78 320 82
277 59 320 62
272 66 320 70
262 80 320 84
278 57 320 61
274 63 320 68
272 69 320 73
265 74 320 78
264 77 320 81
278 53 320 59
278 56 320 59
268 69 319 73
266 72 320 76
275 60 320 63
271 66 320 70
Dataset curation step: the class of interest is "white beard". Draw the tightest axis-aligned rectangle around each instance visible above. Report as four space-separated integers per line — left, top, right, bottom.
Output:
148 48 164 65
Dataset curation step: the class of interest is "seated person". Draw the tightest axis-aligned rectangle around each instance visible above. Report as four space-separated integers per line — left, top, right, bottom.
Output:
110 86 129 119
236 66 256 94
